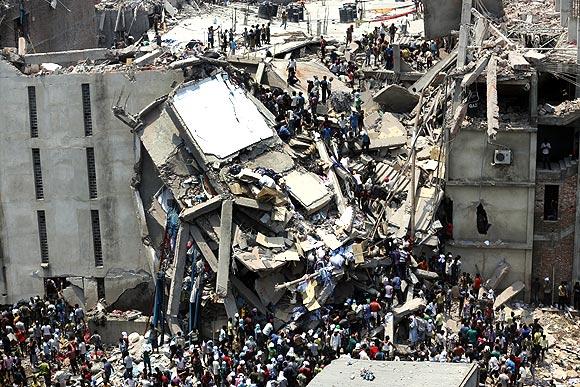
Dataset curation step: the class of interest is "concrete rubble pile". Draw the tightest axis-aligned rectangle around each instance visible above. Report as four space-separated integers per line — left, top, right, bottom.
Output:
497 304 580 384
101 0 577 353
92 6 455 353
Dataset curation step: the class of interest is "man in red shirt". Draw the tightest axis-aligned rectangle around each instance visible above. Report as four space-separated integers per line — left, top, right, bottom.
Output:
473 273 482 296
369 299 382 326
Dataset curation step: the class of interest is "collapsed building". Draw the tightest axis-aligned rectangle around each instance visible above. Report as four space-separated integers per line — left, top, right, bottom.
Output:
0 0 578 351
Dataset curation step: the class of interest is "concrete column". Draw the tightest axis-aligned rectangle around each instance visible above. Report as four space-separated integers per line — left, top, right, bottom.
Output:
392 44 401 74
568 16 578 42
457 0 473 68
166 223 190 326
561 0 570 27
529 72 538 125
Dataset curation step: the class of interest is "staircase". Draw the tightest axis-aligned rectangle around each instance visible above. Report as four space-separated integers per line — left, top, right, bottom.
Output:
537 156 578 181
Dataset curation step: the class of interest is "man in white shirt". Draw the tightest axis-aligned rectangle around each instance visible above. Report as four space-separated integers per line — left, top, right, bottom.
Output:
540 140 551 170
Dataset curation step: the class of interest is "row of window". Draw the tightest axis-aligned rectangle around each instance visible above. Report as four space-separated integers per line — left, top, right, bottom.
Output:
32 147 97 200
30 84 102 267
28 84 93 138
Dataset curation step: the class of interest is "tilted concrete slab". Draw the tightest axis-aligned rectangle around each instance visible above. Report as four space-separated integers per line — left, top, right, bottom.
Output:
373 84 419 113
180 196 223 221
284 171 333 214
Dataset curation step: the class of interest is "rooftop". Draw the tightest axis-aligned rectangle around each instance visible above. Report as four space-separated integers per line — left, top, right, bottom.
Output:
309 358 479 387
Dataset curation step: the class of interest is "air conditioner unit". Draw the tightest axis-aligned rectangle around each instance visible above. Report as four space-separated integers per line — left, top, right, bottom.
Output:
494 149 512 165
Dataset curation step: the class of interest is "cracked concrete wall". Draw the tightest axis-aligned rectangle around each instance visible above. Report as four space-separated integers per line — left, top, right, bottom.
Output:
0 0 97 53
0 67 184 305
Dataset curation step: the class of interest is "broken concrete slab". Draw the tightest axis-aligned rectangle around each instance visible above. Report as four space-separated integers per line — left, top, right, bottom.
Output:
461 55 489 88
255 273 286 306
224 290 238 319
246 150 295 173
415 269 439 280
216 200 233 297
372 84 419 113
508 52 530 71
393 297 426 320
523 50 546 63
483 260 510 290
234 197 273 212
368 112 408 150
315 139 347 214
316 229 343 251
180 196 223 221
134 49 163 66
235 249 287 272
493 281 525 309
256 233 285 249
284 170 333 214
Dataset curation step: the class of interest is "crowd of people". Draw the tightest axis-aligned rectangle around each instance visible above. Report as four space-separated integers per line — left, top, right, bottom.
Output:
0 245 576 387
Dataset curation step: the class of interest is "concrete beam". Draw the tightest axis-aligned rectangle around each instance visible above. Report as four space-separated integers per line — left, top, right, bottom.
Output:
190 224 218 272
446 180 536 187
216 200 233 297
167 223 191 321
231 276 268 315
486 55 499 140
314 139 347 214
461 55 489 88
179 196 223 222
234 197 273 212
24 48 112 65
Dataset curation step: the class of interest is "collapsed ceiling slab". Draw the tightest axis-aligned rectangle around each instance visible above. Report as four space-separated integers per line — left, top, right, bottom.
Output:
171 73 275 160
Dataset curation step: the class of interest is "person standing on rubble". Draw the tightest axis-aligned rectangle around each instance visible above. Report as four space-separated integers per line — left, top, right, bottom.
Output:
281 10 288 29
346 25 354 44
388 23 397 43
320 75 329 104
320 35 327 59
557 282 569 309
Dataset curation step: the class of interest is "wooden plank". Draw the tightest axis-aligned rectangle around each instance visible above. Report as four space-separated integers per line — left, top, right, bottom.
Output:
486 55 499 140
216 200 233 297
190 224 218 272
